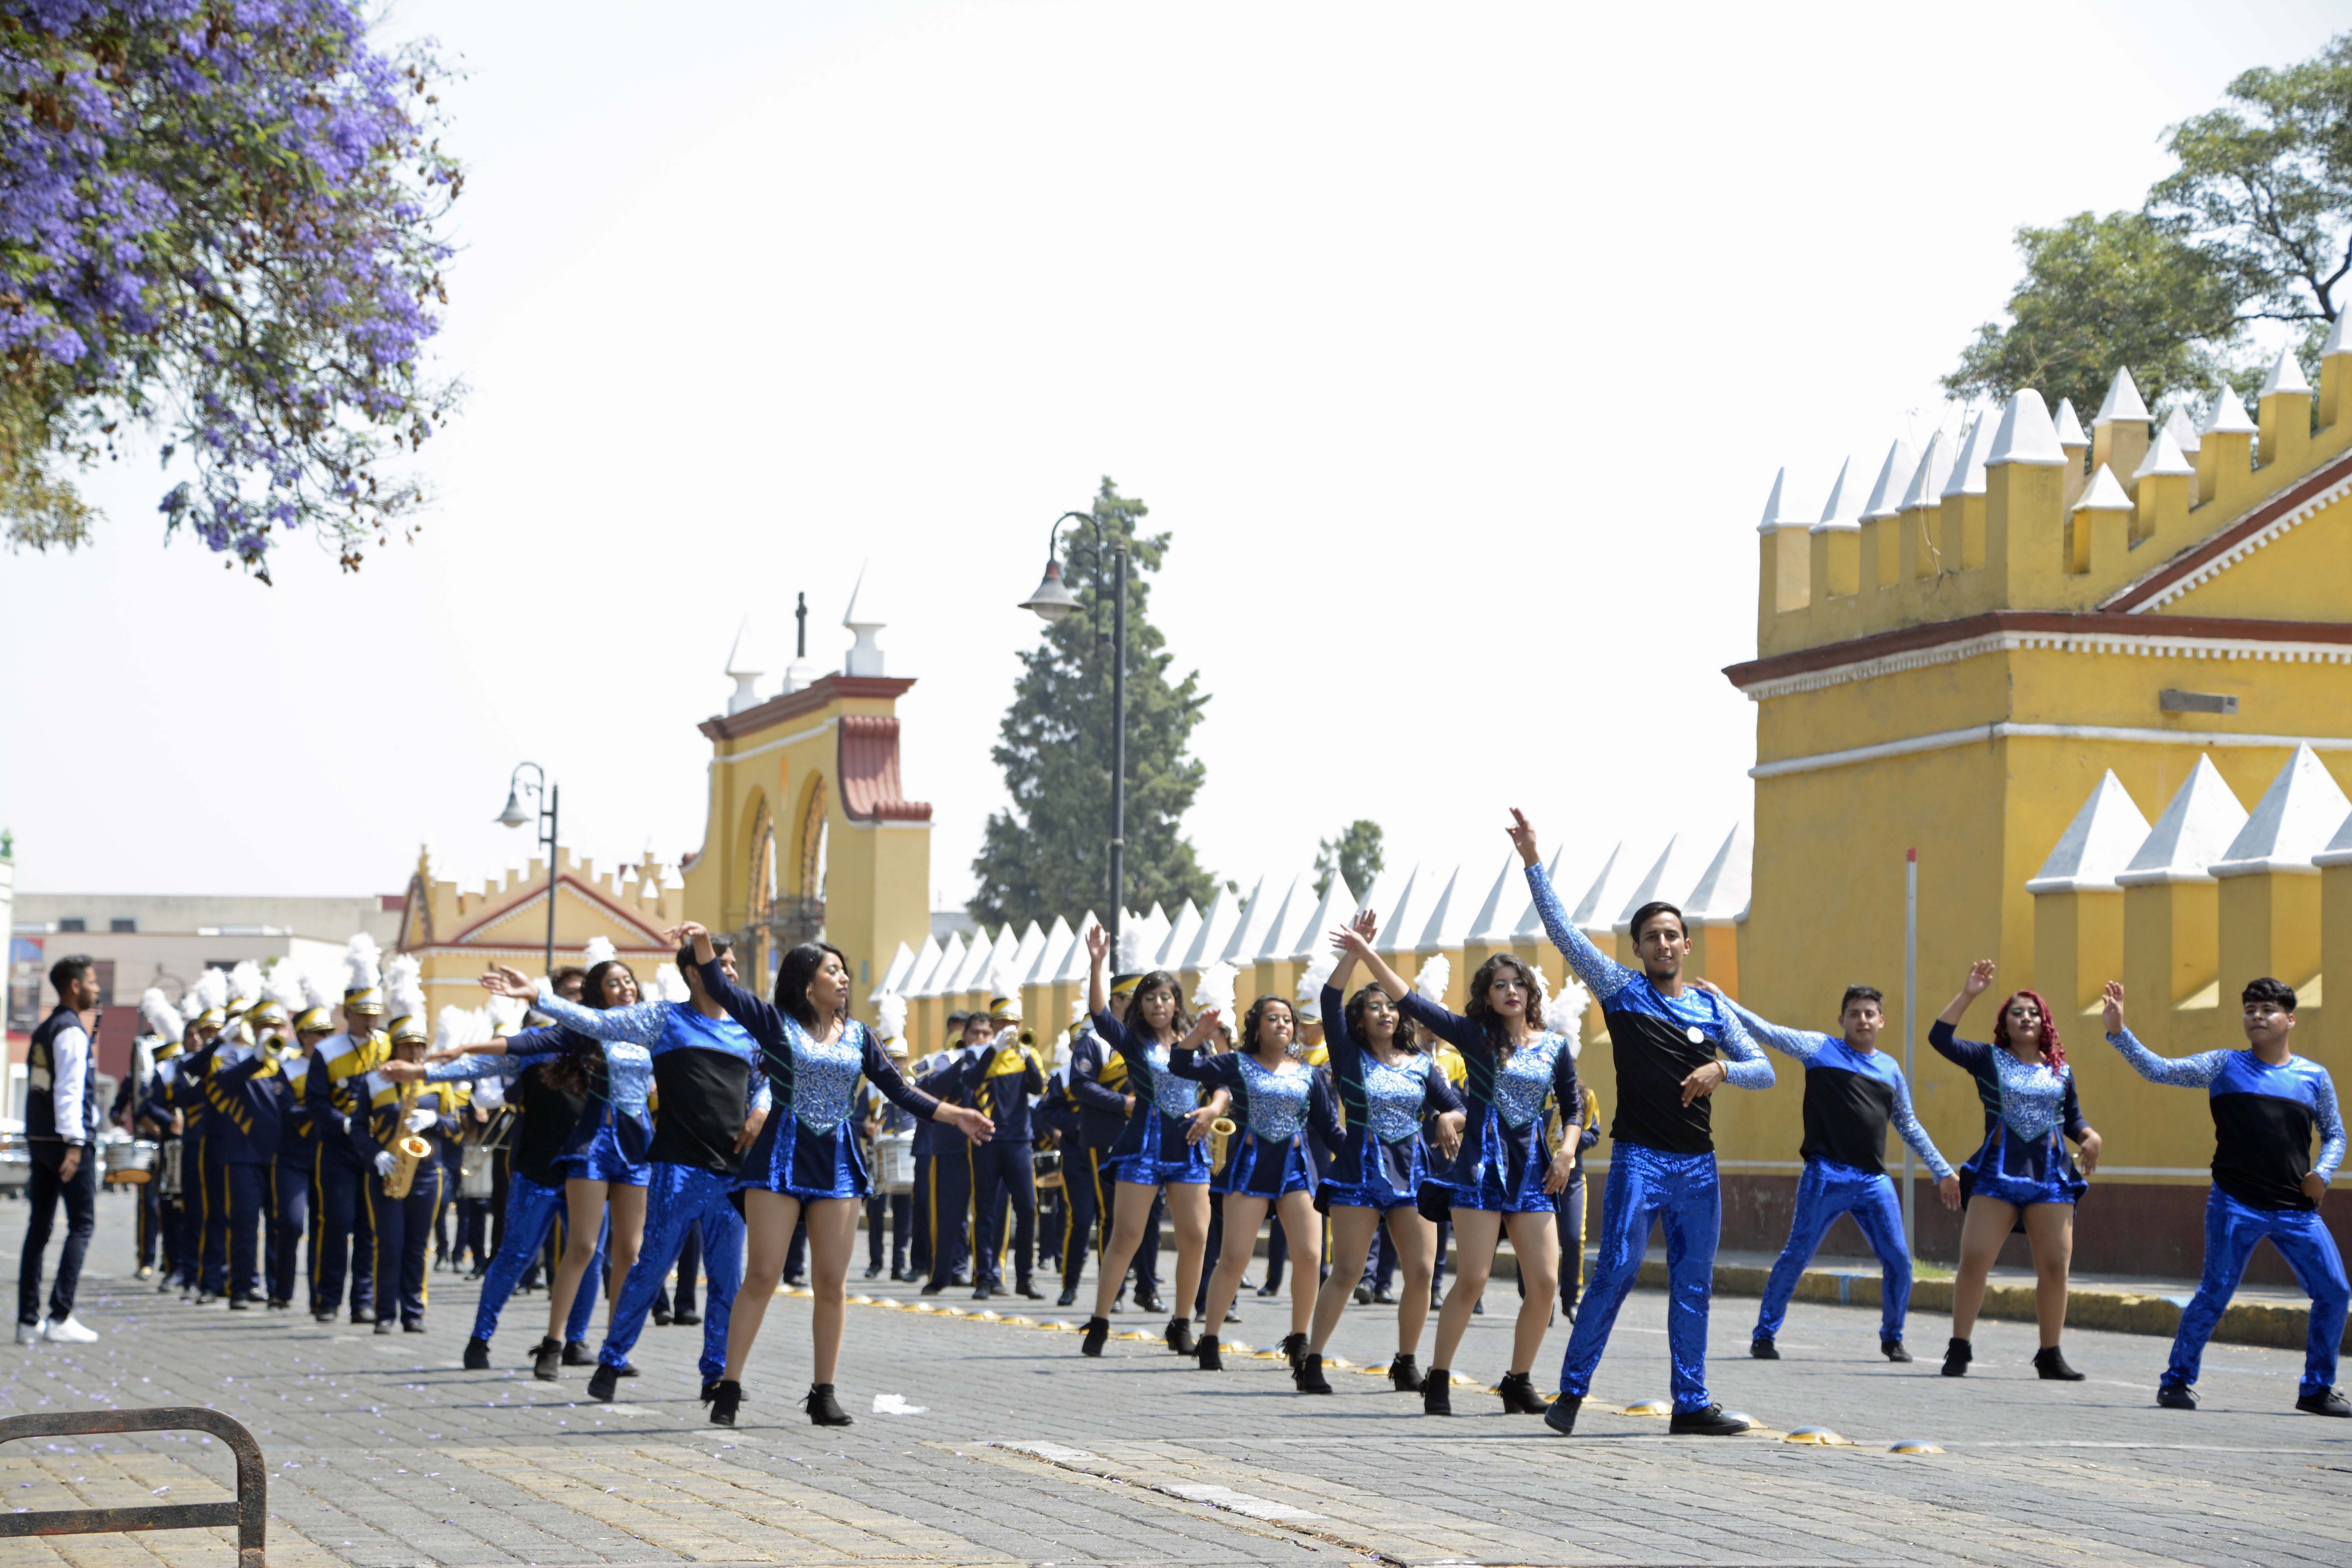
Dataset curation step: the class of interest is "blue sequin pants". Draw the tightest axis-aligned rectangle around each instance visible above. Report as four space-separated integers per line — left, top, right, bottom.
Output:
1558 1144 1720 1412
2166 1186 2348 1400
1754 1158 1910 1345
471 1172 606 1346
598 1164 744 1381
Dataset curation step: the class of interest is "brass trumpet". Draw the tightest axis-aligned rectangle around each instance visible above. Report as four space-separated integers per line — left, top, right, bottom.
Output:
1207 1116 1238 1173
383 1134 433 1199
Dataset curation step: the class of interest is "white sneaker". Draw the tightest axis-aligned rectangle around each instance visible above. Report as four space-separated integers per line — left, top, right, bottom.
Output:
13 1321 38 1346
42 1316 97 1344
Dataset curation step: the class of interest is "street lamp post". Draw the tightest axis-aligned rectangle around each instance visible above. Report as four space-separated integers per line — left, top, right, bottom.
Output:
1020 510 1128 944
495 762 561 979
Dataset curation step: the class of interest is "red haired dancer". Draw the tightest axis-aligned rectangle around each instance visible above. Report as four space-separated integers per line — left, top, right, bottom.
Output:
1929 961 2104 1380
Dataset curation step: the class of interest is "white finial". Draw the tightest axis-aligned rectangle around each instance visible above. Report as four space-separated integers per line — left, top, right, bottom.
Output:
2200 386 2257 436
2213 745 2352 877
1897 430 1952 511
842 561 887 677
724 616 763 715
2071 463 2132 512
1986 389 2067 466
2093 367 2150 426
2259 347 2312 398
2026 771 2152 893
1859 439 1919 521
1754 467 1802 534
2054 398 2087 447
2134 427 2196 480
2160 405 2202 456
1941 416 1991 498
2324 313 2352 359
1807 458 1860 534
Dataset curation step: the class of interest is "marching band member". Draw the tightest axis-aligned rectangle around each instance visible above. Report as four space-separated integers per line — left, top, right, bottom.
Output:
857 1022 918 1282
127 989 187 1283
140 1006 189 1290
353 962 456 1334
1039 1003 1100 1306
967 982 1047 1301
168 968 227 1300
197 964 285 1308
1300 916 1465 1394
308 936 387 1323
908 1011 965 1283
920 1012 989 1295
682 924 993 1426
273 972 337 1312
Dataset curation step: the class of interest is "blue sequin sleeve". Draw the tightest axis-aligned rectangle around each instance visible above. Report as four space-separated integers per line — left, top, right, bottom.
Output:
1168 1048 1242 1089
1889 1067 1955 1182
2106 1028 2230 1087
1726 999 1828 1065
1525 862 1636 1004
2312 1066 2345 1185
1714 1004 1773 1090
528 988 666 1046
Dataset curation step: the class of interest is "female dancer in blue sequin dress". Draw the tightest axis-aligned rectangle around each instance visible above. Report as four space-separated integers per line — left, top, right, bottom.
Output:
684 924 995 1426
1174 993 1338 1373
1930 960 2103 1381
1299 909 1466 1396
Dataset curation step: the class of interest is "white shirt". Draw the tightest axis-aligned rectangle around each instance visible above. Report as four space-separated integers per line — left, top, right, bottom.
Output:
50 1023 92 1146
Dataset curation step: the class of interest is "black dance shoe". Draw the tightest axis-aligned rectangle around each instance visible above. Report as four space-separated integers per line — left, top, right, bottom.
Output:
1543 1393 1582 1435
699 1378 722 1402
1667 1404 1751 1436
2033 1345 2085 1381
1497 1372 1548 1415
805 1383 853 1426
1421 1371 1453 1416
372 1320 394 1336
1081 1316 1110 1357
1017 1280 1043 1301
891 1267 911 1283
1882 1339 1913 1363
1373 1287 1396 1305
864 1264 882 1280
563 1340 595 1367
1294 1353 1334 1394
1132 1285 1163 1314
351 1307 374 1324
1197 1335 1223 1372
1749 1336 1779 1360
197 1291 217 1306
1256 1282 1279 1298
1941 1337 1971 1377
613 1362 639 1378
1056 1287 1078 1307
227 1298 249 1312
1276 1332 1306 1373
403 1320 427 1334
673 1310 701 1327
312 1310 336 1323
2157 1383 2198 1410
532 1337 563 1381
708 1380 741 1426
1351 1283 1372 1305
586 1363 618 1403
918 1281 946 1296
2295 1387 2351 1417
463 1338 490 1371
652 1303 672 1326
1165 1316 1196 1356
1387 1354 1423 1392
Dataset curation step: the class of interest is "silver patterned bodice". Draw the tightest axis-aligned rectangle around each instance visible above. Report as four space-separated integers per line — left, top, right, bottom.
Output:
1362 1055 1427 1144
606 1043 653 1116
1494 1033 1570 1130
1237 1055 1312 1142
784 1016 866 1133
1142 1041 1202 1122
1989 1047 2073 1143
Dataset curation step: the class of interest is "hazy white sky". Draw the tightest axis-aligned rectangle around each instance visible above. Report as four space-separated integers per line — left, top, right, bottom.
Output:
5 0 2344 915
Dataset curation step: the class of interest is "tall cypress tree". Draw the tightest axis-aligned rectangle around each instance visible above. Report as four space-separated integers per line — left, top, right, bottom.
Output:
970 477 1216 929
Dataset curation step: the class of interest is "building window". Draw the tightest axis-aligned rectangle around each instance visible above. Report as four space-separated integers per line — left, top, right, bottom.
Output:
92 960 116 1008
110 918 136 933
57 918 86 933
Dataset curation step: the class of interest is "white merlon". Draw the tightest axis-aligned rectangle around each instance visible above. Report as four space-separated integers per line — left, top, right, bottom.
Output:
724 616 764 715
1051 916 1098 987
1808 457 1861 534
1943 416 1991 498
2116 756 2249 887
1683 823 1752 924
2212 744 2352 877
1285 875 1354 963
2094 367 2151 426
871 941 917 1003
1245 875 1307 965
1612 833 1718 935
903 934 946 997
1465 855 1531 945
1900 430 1953 511
2259 347 2312 398
843 561 888 677
1028 916 1077 987
922 933 967 999
1547 842 1635 938
1155 900 1202 971
2025 771 2152 893
2072 464 2132 513
2134 427 2196 481
2326 313 2352 359
1180 888 1240 973
1860 438 1920 521
1218 877 1276 968
1756 467 1806 534
1986 389 2069 466
2054 397 2087 448
1511 845 1582 938
2200 386 2257 437
1010 920 1049 986
2160 405 2202 457
1417 865 1477 953
1375 865 1434 953
2316 808 2352 870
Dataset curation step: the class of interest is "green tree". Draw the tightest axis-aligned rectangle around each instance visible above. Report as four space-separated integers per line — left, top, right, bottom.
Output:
1312 820 1384 899
1947 31 2352 417
970 478 1217 929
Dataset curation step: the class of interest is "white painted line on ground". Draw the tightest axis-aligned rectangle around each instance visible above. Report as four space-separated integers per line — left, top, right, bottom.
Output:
996 1441 1107 1465
1163 1484 1322 1522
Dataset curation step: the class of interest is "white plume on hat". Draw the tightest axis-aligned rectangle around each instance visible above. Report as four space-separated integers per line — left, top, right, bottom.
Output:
653 963 691 1004
1295 949 1337 1009
300 967 336 1014
432 1004 489 1055
1191 961 1238 1017
1413 954 1450 1004
140 987 185 1044
582 936 618 969
386 953 426 1023
263 957 308 1014
226 959 263 1011
1068 997 1088 1028
876 991 909 1042
1114 926 1151 975
485 993 529 1035
343 933 383 995
191 966 230 1016
1530 962 1592 1059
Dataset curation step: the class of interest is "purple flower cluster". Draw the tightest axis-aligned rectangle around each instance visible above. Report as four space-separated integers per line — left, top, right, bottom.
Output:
1 0 460 574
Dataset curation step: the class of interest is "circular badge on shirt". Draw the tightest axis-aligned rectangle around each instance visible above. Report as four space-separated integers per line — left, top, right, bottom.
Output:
1686 1025 1706 1045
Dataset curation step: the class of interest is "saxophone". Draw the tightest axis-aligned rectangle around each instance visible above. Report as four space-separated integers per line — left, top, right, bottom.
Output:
383 1082 432 1199
1207 1114 1238 1173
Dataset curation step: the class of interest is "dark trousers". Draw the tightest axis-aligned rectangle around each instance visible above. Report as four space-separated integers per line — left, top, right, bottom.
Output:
1362 1221 1396 1292
176 1136 209 1287
18 1142 98 1325
365 1163 446 1327
268 1158 310 1306
312 1156 377 1318
927 1147 973 1288
866 1192 911 1272
1557 1166 1587 1310
135 1178 161 1270
972 1140 1036 1287
655 1218 705 1318
202 1160 268 1300
1058 1150 1101 1293
910 1153 933 1274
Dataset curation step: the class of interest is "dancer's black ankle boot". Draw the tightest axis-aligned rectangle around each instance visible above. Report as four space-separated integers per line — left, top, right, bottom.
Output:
806 1383 853 1426
1295 1352 1334 1394
1166 1316 1195 1356
1197 1335 1223 1371
2034 1345 2085 1381
532 1336 562 1381
1388 1353 1424 1392
1276 1332 1307 1373
1941 1336 1972 1377
1080 1316 1109 1356
1497 1371 1548 1414
708 1380 741 1425
1422 1369 1453 1416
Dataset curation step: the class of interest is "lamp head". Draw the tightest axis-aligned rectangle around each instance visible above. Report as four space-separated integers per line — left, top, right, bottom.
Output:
1019 557 1081 624
495 788 531 829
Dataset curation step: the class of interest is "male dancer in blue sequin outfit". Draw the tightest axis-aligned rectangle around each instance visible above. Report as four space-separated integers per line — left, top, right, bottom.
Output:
1507 810 1774 1437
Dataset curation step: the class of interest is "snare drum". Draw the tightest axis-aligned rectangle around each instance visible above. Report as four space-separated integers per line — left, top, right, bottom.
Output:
158 1138 184 1198
875 1131 916 1194
459 1145 495 1200
1032 1146 1063 1189
105 1140 161 1185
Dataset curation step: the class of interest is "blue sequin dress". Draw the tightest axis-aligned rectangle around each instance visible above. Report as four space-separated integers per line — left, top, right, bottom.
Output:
1314 983 1465 1213
1170 1047 1340 1198
1929 1020 2088 1209
523 993 669 1186
1092 1008 1212 1186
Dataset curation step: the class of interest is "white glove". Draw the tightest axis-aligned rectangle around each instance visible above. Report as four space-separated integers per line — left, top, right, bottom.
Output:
374 1150 397 1177
404 1109 437 1133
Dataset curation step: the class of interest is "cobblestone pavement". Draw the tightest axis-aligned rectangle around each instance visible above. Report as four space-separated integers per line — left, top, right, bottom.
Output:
2 1200 2348 1568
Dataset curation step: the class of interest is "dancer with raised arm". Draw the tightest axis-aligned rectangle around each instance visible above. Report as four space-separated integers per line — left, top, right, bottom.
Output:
684 923 995 1426
1692 978 1958 1363
1340 909 1581 1416
1076 922 1228 1360
1298 910 1466 1395
2102 978 2347 1416
1931 961 2102 1381
1173 991 1336 1374
1513 808 1773 1437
